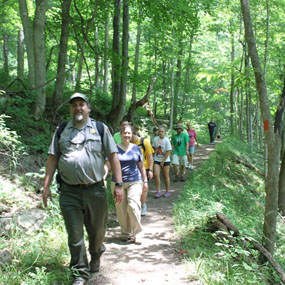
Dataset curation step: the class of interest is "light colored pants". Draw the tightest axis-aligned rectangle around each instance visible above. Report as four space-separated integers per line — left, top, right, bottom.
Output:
111 181 143 236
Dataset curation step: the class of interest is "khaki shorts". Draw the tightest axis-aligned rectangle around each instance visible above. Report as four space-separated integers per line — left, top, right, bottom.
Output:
172 154 188 166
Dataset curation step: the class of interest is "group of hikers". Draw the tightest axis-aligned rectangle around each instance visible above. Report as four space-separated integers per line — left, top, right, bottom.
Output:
42 93 217 285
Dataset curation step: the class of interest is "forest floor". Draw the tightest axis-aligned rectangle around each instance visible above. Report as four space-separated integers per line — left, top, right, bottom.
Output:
88 142 216 285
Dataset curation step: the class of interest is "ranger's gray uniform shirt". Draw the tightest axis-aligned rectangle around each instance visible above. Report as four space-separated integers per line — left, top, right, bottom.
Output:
49 118 118 185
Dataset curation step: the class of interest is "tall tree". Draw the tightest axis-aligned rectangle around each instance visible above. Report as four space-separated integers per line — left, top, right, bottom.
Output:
18 0 49 120
240 0 281 257
52 0 72 106
17 29 25 80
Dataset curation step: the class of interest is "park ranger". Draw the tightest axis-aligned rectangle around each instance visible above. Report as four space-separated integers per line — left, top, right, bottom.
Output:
43 93 123 285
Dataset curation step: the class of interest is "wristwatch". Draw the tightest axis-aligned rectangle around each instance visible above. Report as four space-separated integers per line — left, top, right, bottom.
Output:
115 182 123 187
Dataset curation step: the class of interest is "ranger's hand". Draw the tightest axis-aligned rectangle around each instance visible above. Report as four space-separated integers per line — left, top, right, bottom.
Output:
43 187 52 208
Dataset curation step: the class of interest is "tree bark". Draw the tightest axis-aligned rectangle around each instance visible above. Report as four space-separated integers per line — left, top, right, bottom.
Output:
174 38 183 122
32 0 49 120
131 9 142 104
103 15 110 94
53 0 72 106
240 0 281 257
18 0 35 88
230 20 235 135
17 29 25 80
117 0 129 123
3 34 9 76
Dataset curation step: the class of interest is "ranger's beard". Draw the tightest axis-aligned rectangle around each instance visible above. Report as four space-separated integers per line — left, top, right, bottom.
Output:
74 114 84 122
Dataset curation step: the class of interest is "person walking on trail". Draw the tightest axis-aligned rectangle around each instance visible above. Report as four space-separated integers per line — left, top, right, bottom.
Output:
131 126 154 216
186 122 199 169
153 126 172 198
42 93 123 285
171 124 189 182
150 126 159 147
207 118 217 145
104 124 148 245
113 119 130 144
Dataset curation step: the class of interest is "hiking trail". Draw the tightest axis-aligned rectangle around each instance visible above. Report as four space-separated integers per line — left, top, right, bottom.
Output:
88 143 216 285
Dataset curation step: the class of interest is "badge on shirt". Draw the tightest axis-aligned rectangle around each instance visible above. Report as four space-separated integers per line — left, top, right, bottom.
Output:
90 129 96 134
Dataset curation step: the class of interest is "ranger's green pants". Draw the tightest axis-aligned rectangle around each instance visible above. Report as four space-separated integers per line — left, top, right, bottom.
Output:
59 181 108 281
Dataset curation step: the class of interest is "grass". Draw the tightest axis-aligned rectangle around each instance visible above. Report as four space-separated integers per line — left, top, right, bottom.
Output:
1 133 284 284
173 137 284 284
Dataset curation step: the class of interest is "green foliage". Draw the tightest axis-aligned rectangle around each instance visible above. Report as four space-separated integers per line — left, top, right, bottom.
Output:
0 114 27 170
3 94 51 154
173 138 284 283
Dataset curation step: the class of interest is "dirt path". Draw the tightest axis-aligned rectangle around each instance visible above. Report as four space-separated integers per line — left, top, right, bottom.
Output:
88 143 216 285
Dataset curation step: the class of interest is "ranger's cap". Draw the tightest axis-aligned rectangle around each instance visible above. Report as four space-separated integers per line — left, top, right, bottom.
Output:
69 93 89 104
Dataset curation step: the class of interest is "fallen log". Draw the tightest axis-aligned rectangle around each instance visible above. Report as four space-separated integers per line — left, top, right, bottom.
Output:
207 213 285 283
234 158 264 177
246 238 285 283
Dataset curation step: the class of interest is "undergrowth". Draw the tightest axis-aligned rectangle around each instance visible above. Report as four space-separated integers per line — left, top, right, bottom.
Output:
173 137 284 284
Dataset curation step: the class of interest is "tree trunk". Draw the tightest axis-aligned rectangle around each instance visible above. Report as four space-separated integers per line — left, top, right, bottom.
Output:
240 0 281 257
103 15 110 94
53 0 72 106
181 31 194 120
230 20 235 135
17 29 25 80
3 34 9 76
169 56 175 130
32 0 49 120
109 0 121 126
18 0 35 88
131 9 142 104
279 152 285 215
118 0 129 122
173 38 183 122
94 26 100 88
75 45 85 91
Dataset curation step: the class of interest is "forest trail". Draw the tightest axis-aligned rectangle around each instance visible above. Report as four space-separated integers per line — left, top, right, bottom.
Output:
88 142 217 285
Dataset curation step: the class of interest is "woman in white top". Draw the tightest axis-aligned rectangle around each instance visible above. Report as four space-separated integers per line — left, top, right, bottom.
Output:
153 126 172 198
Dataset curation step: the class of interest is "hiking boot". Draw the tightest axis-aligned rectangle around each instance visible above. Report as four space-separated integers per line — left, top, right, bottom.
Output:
90 258 100 273
174 176 180 182
90 244 106 273
141 203 147 216
72 278 86 285
180 176 185 182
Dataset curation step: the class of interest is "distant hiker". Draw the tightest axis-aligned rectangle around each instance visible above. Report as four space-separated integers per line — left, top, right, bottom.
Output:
113 119 130 144
131 126 154 216
150 126 159 148
153 126 172 198
186 122 199 169
207 118 216 145
171 124 189 182
43 93 123 285
104 124 148 245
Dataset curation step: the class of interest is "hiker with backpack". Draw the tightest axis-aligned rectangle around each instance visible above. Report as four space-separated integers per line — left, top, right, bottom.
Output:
131 126 154 216
42 93 123 285
104 124 148 245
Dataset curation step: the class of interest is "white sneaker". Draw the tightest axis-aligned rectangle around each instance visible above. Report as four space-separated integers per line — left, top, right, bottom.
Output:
187 163 192 169
141 204 147 216
189 165 194 170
